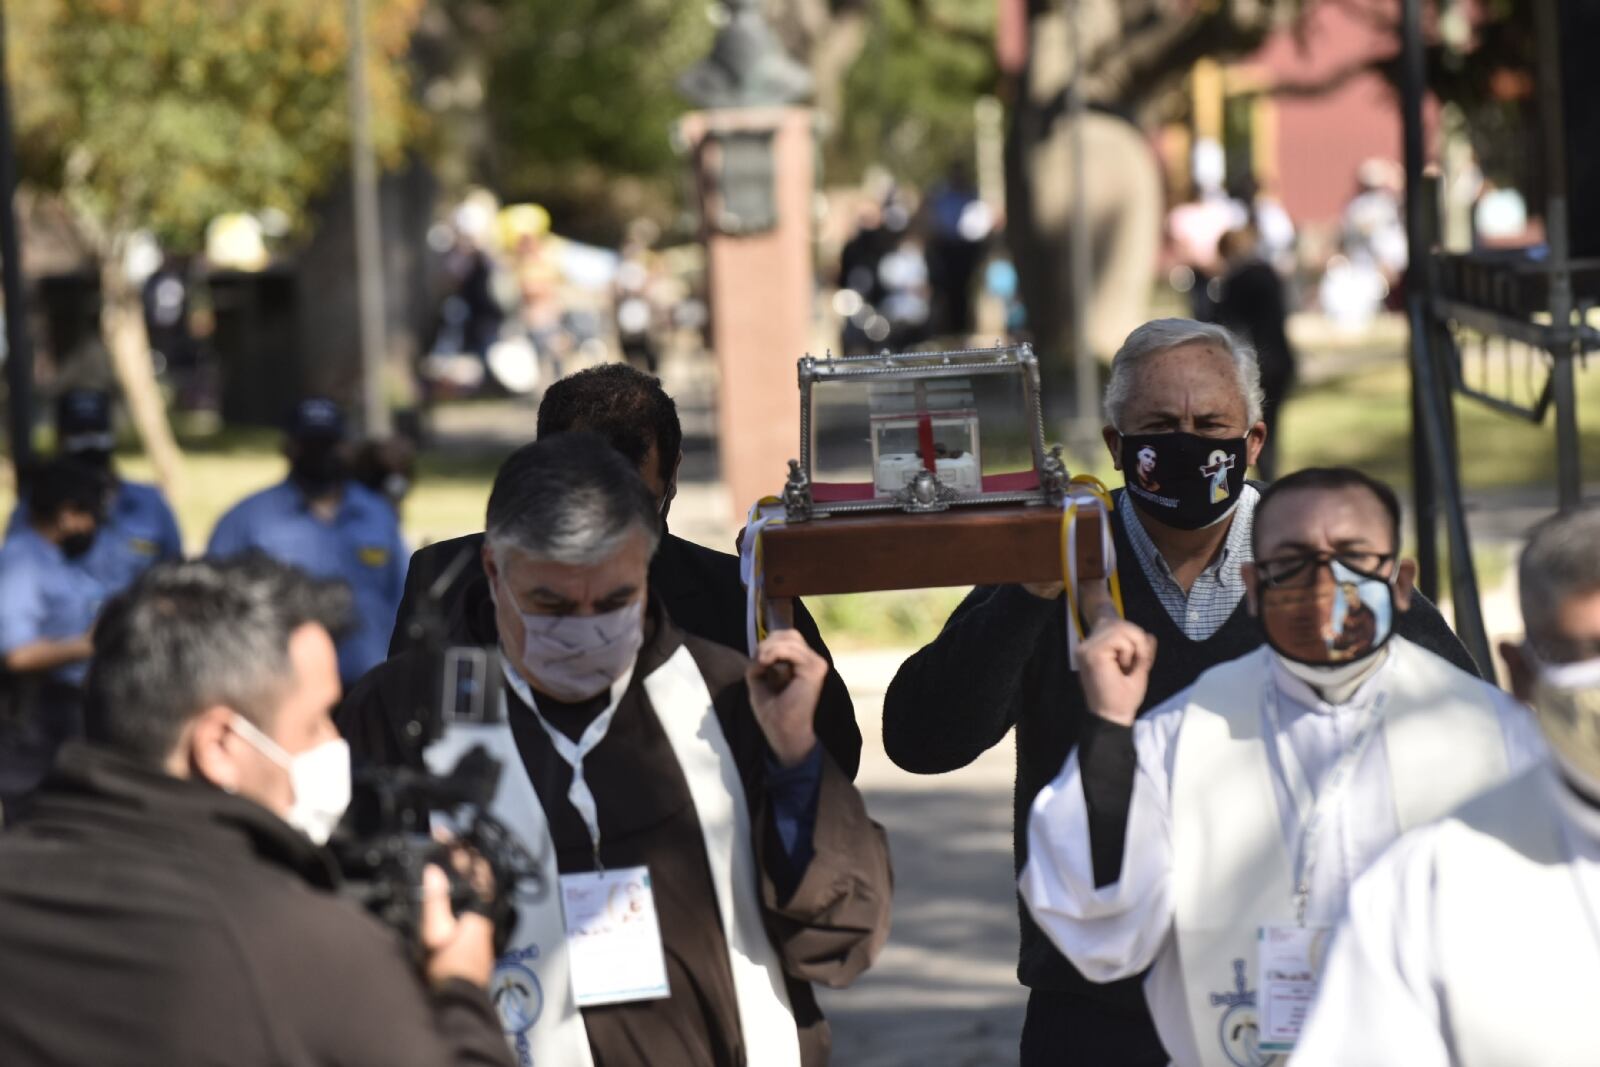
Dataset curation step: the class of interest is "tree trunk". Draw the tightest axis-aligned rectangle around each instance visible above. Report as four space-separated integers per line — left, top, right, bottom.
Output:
1010 9 1163 417
99 251 184 494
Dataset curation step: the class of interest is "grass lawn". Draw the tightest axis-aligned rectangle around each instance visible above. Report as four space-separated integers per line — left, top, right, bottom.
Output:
1277 360 1600 491
0 425 503 555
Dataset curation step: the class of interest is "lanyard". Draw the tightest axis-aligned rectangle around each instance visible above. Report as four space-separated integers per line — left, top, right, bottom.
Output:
1262 682 1390 925
501 659 634 870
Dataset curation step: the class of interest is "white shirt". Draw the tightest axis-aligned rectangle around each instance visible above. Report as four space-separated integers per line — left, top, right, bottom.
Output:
1292 767 1600 1066
1019 645 1547 1066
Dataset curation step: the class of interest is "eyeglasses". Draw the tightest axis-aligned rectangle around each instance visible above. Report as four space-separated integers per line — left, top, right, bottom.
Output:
1254 551 1394 589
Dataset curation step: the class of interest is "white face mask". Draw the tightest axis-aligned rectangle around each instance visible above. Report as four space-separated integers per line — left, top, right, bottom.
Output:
1532 655 1600 798
228 714 352 846
1276 646 1390 705
494 578 645 703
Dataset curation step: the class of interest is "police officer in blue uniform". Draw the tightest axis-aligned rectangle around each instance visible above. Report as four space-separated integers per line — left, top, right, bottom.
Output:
0 459 110 810
7 389 183 594
207 398 407 686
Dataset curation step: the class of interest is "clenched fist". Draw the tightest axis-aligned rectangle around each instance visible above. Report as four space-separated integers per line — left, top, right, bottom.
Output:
746 629 825 768
1077 619 1157 728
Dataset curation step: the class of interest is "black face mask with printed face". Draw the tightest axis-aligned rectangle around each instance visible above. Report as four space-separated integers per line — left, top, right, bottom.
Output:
1119 431 1249 531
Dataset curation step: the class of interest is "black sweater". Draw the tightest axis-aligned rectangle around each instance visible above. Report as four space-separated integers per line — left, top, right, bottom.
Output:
882 491 1479 1021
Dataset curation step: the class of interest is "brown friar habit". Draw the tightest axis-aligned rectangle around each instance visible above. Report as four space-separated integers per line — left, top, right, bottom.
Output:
337 601 893 1067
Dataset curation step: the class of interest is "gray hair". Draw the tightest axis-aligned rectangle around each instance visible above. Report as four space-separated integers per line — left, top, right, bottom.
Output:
485 431 662 567
1519 509 1600 652
1102 318 1265 430
84 556 352 766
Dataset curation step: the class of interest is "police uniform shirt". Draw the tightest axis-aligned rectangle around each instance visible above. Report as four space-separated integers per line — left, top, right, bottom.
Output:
8 480 183 596
0 526 108 687
207 480 406 684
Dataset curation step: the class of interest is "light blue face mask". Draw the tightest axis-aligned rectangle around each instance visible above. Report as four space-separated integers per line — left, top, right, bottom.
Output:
1260 558 1395 667
1531 654 1600 798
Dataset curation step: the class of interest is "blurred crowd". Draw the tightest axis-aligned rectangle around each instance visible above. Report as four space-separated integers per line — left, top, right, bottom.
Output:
827 164 1019 357
422 191 708 400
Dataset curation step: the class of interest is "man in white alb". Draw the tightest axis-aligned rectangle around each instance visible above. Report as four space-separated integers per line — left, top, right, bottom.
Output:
1020 466 1545 1067
1292 508 1600 1066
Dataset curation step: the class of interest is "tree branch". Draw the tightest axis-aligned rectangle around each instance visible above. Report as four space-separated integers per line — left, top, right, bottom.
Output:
1318 0 1398 36
904 0 993 50
1262 50 1393 98
1085 10 1277 115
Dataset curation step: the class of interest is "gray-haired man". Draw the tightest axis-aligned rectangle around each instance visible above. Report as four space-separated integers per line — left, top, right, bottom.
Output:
881 318 1481 1064
338 432 891 1067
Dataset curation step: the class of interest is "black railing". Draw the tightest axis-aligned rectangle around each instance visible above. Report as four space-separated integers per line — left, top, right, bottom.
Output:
1400 0 1597 677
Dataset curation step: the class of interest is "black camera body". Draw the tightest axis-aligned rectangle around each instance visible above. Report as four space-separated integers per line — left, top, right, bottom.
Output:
331 551 541 956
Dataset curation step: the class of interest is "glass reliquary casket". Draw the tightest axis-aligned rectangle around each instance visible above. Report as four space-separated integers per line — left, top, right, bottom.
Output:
781 343 1069 521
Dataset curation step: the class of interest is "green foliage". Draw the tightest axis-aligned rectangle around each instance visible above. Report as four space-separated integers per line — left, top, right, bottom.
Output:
12 0 424 250
468 0 714 200
829 0 995 187
809 587 973 651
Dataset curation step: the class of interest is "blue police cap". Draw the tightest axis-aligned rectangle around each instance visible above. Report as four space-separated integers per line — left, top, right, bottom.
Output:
286 397 346 442
55 389 115 455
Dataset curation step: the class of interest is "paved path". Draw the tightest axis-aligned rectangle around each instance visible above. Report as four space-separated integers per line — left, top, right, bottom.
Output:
816 650 1027 1067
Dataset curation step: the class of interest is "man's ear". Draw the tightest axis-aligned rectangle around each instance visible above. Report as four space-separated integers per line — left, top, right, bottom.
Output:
1242 564 1262 617
185 706 243 792
1246 421 1268 471
662 450 682 512
1392 558 1417 612
1501 640 1536 703
480 540 499 587
1102 426 1123 470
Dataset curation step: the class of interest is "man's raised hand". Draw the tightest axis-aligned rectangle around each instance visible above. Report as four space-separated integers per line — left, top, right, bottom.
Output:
746 629 825 768
1077 619 1157 728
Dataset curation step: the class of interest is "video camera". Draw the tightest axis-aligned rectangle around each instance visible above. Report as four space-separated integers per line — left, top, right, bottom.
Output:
330 549 542 956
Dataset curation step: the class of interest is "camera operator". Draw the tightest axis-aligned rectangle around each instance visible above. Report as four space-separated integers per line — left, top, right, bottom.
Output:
0 556 515 1067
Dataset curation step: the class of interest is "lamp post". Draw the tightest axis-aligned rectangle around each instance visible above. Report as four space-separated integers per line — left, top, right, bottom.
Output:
347 0 390 438
0 1 33 473
677 0 815 522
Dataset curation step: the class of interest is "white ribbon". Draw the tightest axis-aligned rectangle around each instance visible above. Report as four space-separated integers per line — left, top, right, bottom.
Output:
739 498 787 656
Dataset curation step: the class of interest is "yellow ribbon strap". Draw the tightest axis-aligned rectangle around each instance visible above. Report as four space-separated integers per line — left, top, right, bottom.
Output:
1060 475 1124 670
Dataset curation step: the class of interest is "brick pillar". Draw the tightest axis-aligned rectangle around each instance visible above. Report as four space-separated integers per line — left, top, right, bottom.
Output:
679 106 813 523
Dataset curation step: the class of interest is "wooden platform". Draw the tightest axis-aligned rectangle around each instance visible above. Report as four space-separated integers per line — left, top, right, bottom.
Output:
759 504 1106 598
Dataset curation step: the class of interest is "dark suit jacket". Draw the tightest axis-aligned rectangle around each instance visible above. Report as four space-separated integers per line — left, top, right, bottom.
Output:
389 531 862 779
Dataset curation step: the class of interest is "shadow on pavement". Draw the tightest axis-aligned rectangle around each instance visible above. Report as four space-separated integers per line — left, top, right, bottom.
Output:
820 783 1027 1067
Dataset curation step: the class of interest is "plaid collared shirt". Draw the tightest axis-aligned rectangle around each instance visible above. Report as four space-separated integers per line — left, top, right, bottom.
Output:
1119 483 1259 640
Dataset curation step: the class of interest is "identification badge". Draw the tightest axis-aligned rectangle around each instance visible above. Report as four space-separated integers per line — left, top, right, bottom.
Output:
1257 923 1331 1053
560 867 671 1007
